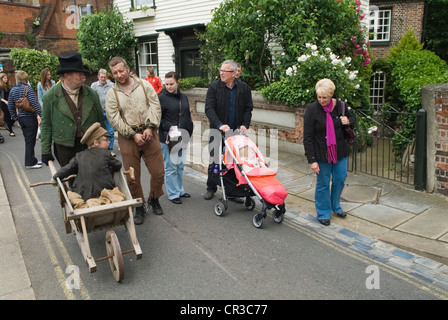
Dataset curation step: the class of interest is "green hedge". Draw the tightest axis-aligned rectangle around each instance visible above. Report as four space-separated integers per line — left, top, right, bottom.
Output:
10 48 59 89
390 49 448 155
179 77 208 90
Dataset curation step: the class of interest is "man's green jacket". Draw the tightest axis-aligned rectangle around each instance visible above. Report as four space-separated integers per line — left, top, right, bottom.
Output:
41 82 106 155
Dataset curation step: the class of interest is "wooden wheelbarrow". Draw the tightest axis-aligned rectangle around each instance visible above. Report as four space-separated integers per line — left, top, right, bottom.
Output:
30 161 143 282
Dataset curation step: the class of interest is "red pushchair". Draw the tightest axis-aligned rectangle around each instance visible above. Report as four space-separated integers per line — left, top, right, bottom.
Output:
214 134 287 228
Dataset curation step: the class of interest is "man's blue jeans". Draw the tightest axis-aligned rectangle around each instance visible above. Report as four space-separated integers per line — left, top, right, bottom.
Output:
161 143 187 200
314 157 347 220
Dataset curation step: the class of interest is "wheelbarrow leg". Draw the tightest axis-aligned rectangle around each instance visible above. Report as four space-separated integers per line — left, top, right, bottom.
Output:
125 206 142 259
71 218 97 273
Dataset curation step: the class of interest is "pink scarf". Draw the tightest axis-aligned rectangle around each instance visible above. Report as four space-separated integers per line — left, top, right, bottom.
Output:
322 99 338 163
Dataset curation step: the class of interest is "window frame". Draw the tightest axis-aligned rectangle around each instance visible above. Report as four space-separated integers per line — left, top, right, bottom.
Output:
370 71 386 111
132 0 155 10
368 6 392 43
136 35 159 79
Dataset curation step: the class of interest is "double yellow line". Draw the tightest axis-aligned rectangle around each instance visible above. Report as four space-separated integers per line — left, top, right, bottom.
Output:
4 151 90 300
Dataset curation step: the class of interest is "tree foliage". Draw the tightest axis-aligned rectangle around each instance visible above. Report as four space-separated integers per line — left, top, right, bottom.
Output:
10 48 59 89
387 47 448 156
423 0 448 63
76 6 137 72
198 0 370 90
388 29 423 58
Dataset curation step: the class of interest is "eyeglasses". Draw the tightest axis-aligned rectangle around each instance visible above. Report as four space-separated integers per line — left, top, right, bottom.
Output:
219 69 235 73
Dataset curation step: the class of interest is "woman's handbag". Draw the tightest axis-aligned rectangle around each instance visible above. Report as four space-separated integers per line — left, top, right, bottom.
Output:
16 85 36 113
341 101 355 144
167 126 182 151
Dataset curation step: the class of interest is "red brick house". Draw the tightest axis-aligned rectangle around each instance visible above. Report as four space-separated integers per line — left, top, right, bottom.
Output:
368 0 426 59
0 0 110 56
367 0 426 109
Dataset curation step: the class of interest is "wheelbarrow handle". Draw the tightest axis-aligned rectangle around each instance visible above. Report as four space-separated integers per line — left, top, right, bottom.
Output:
29 174 76 188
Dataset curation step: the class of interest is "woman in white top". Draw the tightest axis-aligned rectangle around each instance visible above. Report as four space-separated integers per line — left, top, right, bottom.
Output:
37 68 55 109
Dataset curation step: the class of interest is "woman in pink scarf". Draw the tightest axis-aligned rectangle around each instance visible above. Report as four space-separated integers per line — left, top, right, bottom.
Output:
303 79 355 226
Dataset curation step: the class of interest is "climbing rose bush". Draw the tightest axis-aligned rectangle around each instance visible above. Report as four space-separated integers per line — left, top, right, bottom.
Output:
261 44 369 108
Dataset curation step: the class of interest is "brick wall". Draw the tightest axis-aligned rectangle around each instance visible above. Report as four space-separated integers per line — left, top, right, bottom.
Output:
0 3 40 34
422 83 448 197
36 37 78 55
0 0 110 56
434 88 448 195
369 0 425 59
184 88 306 146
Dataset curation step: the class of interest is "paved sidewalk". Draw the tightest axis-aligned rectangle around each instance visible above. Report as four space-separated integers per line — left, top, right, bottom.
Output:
0 171 35 300
2 137 448 299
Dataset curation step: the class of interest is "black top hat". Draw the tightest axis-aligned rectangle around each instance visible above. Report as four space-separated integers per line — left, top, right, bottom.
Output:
57 53 91 75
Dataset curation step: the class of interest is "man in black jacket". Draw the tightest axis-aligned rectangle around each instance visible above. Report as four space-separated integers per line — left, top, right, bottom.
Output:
204 60 253 200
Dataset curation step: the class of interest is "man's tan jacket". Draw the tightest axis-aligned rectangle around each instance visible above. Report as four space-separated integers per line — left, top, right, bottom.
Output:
106 75 161 138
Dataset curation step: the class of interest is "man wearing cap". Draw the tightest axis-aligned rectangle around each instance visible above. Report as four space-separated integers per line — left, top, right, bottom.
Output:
53 122 122 202
106 56 165 224
41 52 106 167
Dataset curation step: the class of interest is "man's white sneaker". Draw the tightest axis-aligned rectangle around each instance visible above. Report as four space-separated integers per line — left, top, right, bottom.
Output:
26 164 42 169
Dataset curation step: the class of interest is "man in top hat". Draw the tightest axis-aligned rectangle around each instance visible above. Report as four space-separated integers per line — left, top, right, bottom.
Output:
41 52 106 167
53 122 122 201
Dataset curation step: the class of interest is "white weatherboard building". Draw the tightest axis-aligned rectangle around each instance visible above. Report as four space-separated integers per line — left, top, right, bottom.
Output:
114 0 221 81
114 0 370 83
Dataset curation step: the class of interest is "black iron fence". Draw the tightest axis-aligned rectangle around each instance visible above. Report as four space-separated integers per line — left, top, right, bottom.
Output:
347 108 422 186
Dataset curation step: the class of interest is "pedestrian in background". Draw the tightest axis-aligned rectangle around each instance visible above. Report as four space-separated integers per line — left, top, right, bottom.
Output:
235 62 246 83
40 52 105 167
204 59 253 200
91 69 115 153
8 71 42 169
0 72 15 138
37 69 55 140
106 57 165 224
158 71 193 204
37 68 55 108
145 67 163 95
303 78 355 226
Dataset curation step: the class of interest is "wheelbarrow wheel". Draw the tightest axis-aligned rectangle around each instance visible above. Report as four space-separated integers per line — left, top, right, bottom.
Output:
105 230 124 282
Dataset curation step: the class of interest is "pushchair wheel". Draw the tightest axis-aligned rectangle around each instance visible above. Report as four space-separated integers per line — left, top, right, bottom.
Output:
214 202 226 216
273 210 284 223
245 197 256 211
252 212 264 228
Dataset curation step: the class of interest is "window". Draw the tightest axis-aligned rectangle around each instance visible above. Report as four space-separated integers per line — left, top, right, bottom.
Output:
370 71 386 110
368 8 391 42
138 40 158 78
133 0 155 9
79 4 93 18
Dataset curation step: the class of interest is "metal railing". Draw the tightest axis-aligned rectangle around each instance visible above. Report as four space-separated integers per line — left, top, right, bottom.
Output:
347 108 419 186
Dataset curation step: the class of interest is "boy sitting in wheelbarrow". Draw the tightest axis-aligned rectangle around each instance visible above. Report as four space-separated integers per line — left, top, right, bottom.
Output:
53 122 123 204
